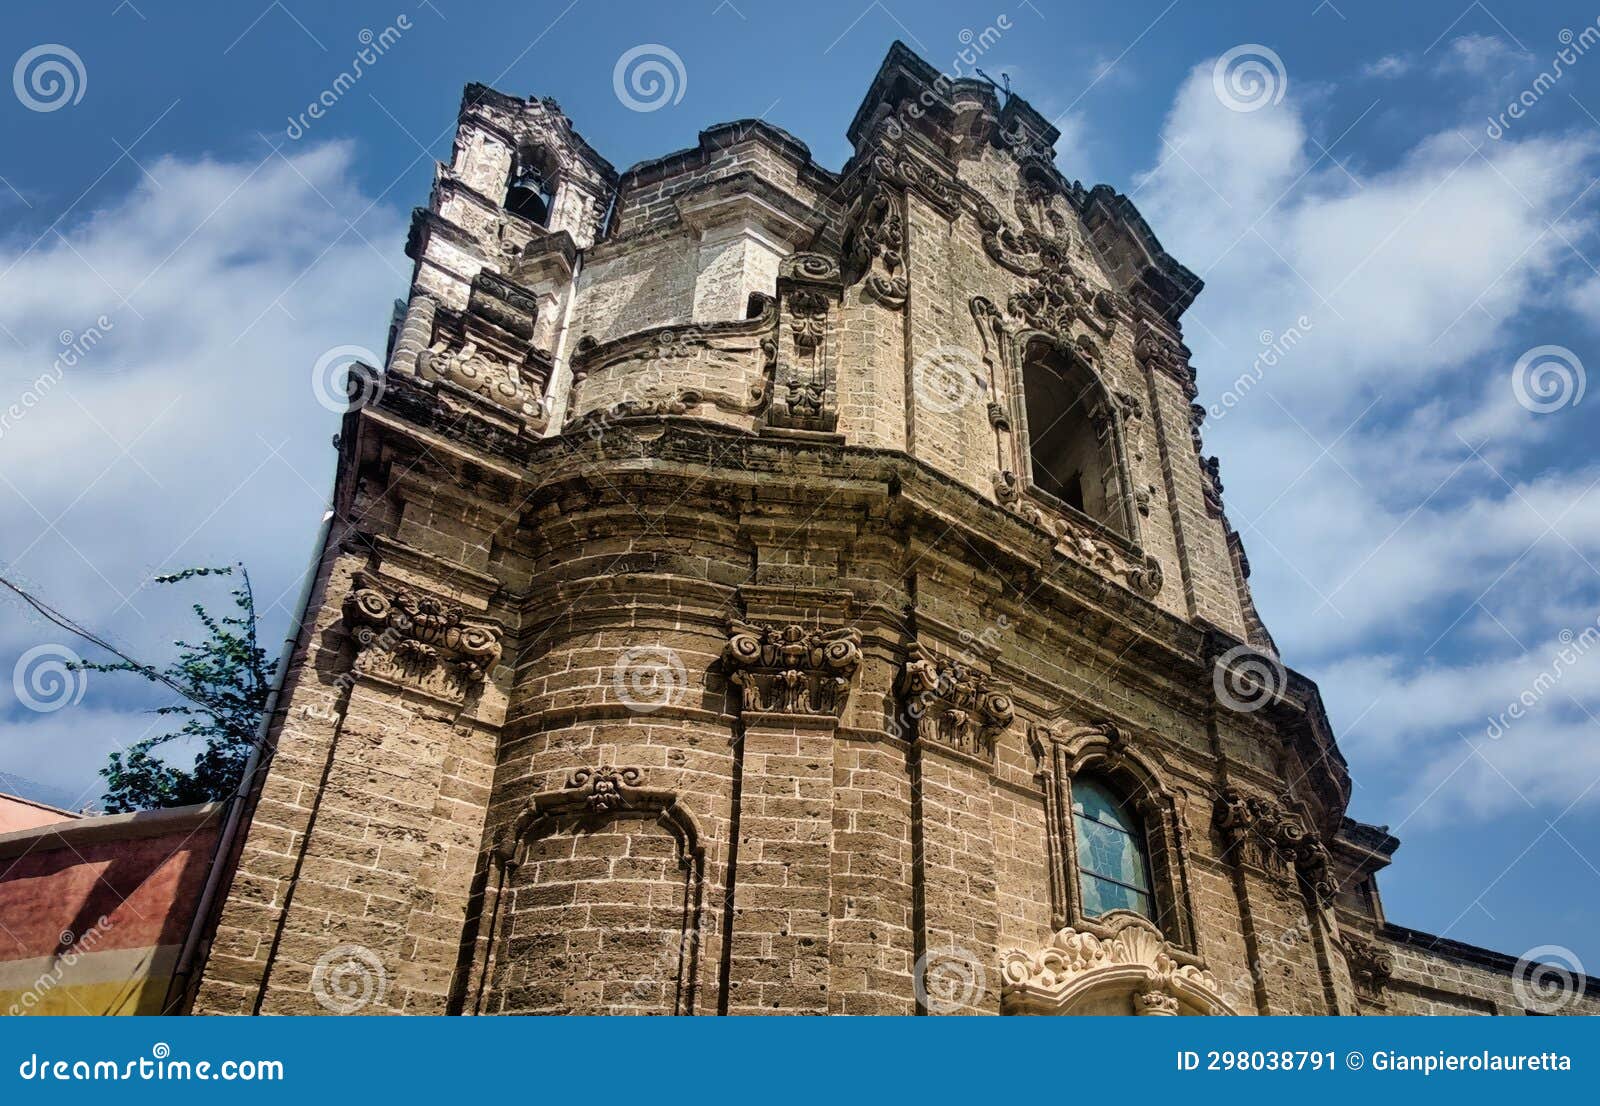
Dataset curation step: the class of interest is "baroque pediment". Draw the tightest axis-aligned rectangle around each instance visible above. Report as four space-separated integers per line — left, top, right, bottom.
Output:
1001 914 1235 1016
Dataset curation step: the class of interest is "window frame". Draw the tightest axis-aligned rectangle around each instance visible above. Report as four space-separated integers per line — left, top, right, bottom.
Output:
1010 333 1142 544
1036 722 1198 952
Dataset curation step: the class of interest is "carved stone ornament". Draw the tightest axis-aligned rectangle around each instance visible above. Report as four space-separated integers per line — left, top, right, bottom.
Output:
847 185 908 310
1214 787 1335 904
975 200 1122 345
566 766 644 814
992 471 1163 598
342 571 503 688
898 641 1015 761
1000 913 1236 1016
788 288 829 350
417 339 548 429
723 619 862 717
770 252 842 433
1134 320 1196 399
1341 934 1395 999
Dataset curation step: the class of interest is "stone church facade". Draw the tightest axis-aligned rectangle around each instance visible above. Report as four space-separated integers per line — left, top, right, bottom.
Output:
191 44 1596 1016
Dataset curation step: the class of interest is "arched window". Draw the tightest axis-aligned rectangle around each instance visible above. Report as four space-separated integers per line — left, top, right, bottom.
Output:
1021 340 1124 534
1071 775 1153 920
505 147 558 226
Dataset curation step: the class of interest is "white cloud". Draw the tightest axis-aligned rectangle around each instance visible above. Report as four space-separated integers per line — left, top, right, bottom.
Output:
0 142 405 803
1134 60 1600 821
1435 33 1531 78
1362 54 1412 80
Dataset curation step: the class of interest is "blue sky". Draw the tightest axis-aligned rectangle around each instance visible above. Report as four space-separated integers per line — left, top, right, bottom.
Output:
2 0 1598 972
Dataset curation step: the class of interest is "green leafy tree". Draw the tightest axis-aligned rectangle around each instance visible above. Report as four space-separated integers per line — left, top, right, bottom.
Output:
82 565 274 813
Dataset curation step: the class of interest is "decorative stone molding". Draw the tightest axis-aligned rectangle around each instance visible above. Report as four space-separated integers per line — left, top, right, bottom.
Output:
565 306 777 430
1341 934 1395 1000
992 471 1163 598
788 288 829 349
1136 989 1181 1016
1214 787 1335 904
464 767 707 1016
897 641 1014 762
567 766 643 814
1000 914 1235 1016
974 200 1122 345
845 184 908 310
342 572 503 691
867 149 962 219
769 252 842 433
417 339 549 428
722 619 862 717
1134 319 1196 399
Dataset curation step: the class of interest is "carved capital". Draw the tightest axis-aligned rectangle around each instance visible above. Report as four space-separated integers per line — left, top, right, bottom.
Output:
566 766 645 813
1342 934 1395 999
342 572 503 696
898 641 1014 762
1213 787 1335 904
723 619 861 717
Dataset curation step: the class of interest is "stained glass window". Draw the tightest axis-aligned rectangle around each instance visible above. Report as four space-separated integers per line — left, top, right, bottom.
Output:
1072 775 1153 920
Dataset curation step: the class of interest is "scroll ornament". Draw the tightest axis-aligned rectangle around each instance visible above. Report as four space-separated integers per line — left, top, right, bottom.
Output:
416 339 547 428
1214 787 1335 903
722 620 862 716
992 471 1164 598
898 641 1015 758
342 572 503 683
1000 916 1230 1015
